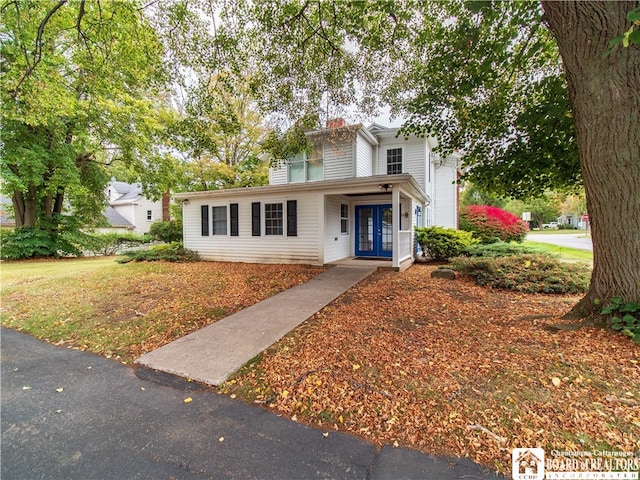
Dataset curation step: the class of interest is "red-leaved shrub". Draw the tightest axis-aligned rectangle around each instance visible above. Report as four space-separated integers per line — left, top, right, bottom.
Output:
459 205 529 243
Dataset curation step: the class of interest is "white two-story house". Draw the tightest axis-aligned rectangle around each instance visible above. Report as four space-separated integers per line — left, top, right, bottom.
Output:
177 120 460 270
101 179 166 235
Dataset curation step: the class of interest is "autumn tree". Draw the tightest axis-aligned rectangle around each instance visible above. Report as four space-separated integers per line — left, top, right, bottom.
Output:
0 1 173 235
188 0 638 318
171 73 270 191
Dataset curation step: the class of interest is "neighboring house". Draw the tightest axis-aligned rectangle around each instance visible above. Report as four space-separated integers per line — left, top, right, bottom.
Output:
101 180 165 235
177 120 460 270
558 213 588 229
1 196 16 228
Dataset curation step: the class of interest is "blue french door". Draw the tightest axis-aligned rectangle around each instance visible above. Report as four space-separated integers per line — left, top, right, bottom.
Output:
355 205 392 257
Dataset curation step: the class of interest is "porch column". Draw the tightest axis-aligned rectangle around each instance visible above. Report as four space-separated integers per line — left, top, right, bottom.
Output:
392 185 400 269
318 194 325 265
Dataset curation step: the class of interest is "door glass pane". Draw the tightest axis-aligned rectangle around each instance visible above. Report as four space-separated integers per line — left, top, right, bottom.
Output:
358 208 374 252
381 207 393 253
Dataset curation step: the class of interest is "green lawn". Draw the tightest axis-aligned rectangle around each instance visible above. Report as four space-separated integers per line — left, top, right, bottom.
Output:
523 240 593 263
0 257 324 364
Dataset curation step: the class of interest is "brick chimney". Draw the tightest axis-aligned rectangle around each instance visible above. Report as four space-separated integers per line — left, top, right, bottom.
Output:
162 191 170 221
326 118 346 129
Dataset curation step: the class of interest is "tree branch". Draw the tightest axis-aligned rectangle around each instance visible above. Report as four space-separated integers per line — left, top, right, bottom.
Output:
281 0 310 28
12 0 68 99
75 0 94 62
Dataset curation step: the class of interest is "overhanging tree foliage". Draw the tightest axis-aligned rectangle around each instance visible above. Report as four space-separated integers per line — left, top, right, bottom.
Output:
179 0 638 317
0 0 173 235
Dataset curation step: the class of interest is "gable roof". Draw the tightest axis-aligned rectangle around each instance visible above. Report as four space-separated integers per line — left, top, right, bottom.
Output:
104 206 134 228
109 181 143 204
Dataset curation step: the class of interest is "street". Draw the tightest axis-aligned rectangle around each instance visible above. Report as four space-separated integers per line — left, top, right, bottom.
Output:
527 232 593 251
1 328 504 480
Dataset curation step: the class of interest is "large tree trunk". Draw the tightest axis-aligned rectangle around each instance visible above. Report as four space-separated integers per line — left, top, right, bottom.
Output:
12 186 37 228
542 1 640 317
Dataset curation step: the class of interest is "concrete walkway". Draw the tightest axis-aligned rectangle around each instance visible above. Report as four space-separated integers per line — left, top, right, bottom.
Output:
136 266 376 386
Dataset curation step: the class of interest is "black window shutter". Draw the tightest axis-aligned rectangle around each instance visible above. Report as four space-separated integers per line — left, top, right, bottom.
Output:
201 205 209 236
287 200 297 237
230 203 239 236
251 202 261 236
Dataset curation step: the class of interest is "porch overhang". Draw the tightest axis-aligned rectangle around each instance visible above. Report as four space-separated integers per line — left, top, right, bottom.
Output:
174 174 430 206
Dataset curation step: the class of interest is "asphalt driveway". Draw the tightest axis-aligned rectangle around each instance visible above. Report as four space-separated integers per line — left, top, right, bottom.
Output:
1 328 504 480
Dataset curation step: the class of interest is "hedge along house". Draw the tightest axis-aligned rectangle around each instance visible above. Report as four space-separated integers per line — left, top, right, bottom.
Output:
176 120 460 270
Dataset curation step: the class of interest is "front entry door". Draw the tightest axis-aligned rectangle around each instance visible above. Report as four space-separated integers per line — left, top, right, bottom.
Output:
355 205 392 257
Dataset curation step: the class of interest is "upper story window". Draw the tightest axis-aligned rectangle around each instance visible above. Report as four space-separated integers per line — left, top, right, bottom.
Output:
386 148 403 175
288 146 324 182
288 154 305 182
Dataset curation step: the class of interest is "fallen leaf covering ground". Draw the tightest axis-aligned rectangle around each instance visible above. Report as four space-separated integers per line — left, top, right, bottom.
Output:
0 258 325 364
223 265 640 474
2 258 638 474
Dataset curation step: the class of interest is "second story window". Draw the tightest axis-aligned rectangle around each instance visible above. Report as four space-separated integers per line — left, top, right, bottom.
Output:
288 145 324 182
306 155 323 181
288 153 305 182
387 148 403 175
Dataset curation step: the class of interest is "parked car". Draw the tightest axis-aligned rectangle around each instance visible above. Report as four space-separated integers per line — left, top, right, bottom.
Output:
542 222 559 229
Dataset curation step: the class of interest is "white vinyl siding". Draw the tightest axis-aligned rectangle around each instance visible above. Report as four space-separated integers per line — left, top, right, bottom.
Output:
323 137 353 181
356 133 373 177
182 193 322 265
403 141 427 191
269 164 288 185
432 161 458 229
116 196 163 235
324 195 351 263
375 135 427 192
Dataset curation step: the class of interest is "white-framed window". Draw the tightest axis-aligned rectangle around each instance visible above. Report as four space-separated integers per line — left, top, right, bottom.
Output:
212 205 227 235
288 153 305 183
265 203 284 236
386 148 403 175
340 204 349 234
146 210 152 221
306 155 323 181
288 145 324 182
